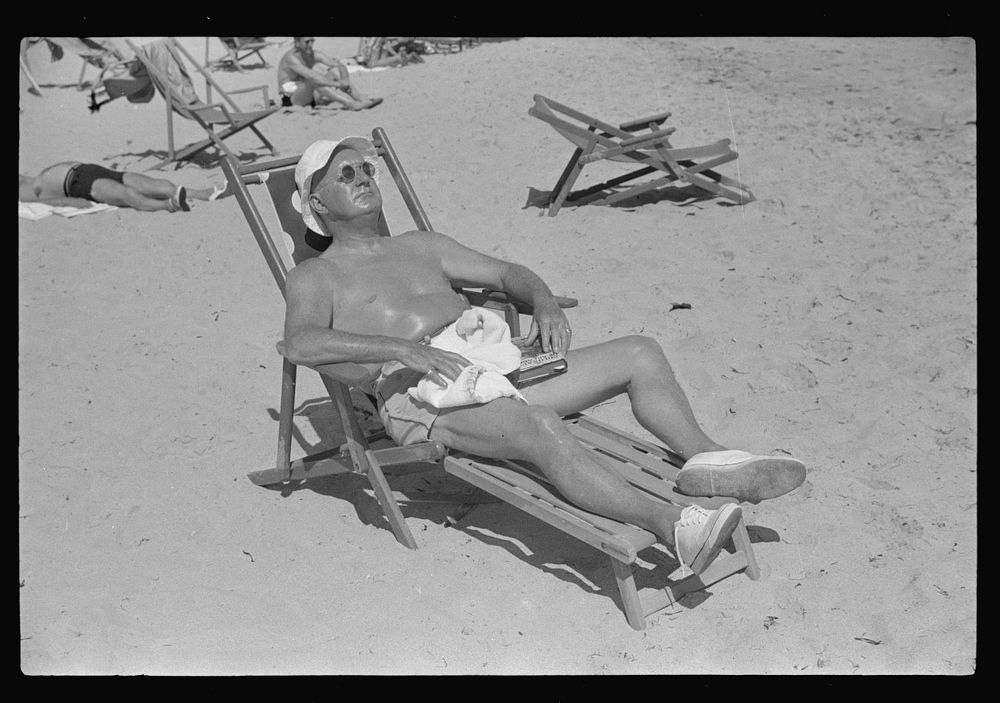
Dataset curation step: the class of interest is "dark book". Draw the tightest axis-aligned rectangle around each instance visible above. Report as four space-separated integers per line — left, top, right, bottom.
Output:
510 336 568 386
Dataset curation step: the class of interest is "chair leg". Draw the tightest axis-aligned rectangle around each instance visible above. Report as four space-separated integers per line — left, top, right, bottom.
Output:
548 142 596 217
365 449 419 549
324 377 420 549
275 359 298 479
249 124 278 156
611 558 647 630
731 517 761 580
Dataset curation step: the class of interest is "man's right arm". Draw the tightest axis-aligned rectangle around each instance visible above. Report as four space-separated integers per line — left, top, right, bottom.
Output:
278 264 470 381
283 53 338 87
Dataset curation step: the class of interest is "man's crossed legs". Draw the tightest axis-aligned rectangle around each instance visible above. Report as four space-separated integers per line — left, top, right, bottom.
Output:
429 335 805 573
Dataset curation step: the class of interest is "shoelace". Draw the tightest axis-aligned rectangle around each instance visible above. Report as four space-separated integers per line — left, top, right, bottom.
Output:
672 504 712 572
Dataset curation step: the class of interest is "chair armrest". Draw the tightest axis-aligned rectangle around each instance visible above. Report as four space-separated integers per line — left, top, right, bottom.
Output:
619 110 672 132
464 288 578 313
311 360 378 387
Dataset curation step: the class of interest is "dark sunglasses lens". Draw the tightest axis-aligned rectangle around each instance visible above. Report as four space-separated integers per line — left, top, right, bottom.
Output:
340 164 356 181
362 161 376 177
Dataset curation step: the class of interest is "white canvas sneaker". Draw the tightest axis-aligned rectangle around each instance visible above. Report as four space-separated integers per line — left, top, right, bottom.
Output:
672 503 742 574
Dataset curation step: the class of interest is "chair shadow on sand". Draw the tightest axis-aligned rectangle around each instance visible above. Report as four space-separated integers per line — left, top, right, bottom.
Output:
110 148 276 171
259 393 781 615
523 185 746 213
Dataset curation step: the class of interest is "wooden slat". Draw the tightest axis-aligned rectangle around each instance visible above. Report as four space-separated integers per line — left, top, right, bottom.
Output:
444 456 655 561
566 415 734 510
639 550 750 618
371 441 447 467
247 449 353 486
619 111 672 132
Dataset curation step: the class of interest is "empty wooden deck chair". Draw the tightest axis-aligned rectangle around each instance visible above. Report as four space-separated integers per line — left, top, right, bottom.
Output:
205 37 270 72
125 37 279 170
222 128 760 630
529 94 755 216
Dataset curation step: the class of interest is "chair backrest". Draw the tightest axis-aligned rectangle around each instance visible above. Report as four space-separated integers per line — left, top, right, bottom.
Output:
221 128 415 297
126 38 201 116
127 37 249 119
529 94 678 164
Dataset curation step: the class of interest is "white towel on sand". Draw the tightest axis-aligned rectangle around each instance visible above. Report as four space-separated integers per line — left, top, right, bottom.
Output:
409 307 526 409
19 201 118 220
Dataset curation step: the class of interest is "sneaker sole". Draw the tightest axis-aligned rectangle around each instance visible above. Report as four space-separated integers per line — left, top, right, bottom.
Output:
688 503 742 574
676 457 806 503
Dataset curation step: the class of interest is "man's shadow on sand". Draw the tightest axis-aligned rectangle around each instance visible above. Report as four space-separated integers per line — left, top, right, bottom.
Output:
255 394 782 614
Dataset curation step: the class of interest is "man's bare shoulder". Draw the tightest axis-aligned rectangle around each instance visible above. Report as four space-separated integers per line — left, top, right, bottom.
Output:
391 229 457 247
285 258 338 295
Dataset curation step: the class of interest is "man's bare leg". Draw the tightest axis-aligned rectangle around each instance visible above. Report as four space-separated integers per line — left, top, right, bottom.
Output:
431 396 743 570
521 335 725 460
431 397 682 543
122 172 217 202
521 335 806 501
90 178 179 212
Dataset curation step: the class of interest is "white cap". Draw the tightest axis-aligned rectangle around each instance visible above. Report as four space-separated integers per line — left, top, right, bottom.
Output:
291 136 378 235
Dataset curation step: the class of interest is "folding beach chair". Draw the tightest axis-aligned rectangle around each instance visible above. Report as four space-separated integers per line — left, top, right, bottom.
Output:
124 38 279 170
222 128 760 630
205 37 270 72
45 37 130 89
529 94 755 216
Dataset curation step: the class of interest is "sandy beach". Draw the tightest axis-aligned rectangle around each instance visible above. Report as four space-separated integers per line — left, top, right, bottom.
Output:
19 36 976 675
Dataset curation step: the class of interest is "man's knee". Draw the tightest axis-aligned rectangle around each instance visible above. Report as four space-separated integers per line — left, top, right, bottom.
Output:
620 335 670 368
521 405 572 446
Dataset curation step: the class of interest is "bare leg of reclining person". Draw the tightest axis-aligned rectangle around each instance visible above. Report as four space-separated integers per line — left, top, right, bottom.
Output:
432 397 686 544
520 335 805 502
92 174 219 212
429 335 756 570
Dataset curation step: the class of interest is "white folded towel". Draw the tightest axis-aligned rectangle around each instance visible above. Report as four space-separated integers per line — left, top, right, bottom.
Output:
19 201 118 220
408 307 526 408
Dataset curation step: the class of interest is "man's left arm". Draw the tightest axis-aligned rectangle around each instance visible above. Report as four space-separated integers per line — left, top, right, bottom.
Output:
434 232 571 353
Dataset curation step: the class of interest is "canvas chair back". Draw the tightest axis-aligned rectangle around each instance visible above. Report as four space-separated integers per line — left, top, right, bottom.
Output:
136 39 202 114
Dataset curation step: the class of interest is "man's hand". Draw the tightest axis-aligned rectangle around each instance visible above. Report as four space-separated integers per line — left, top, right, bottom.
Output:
397 339 472 385
526 299 572 354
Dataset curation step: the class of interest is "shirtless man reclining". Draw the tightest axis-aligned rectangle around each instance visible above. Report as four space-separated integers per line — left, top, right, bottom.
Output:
19 161 224 213
279 137 807 574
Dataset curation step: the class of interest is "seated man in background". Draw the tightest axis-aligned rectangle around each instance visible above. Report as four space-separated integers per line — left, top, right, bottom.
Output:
19 161 224 213
278 37 383 111
279 137 807 575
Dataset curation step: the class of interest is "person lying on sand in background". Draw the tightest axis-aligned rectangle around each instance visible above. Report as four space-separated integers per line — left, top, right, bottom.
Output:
278 37 383 111
278 136 808 576
19 162 226 213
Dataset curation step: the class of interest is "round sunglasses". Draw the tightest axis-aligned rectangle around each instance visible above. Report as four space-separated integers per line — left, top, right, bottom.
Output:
336 161 377 183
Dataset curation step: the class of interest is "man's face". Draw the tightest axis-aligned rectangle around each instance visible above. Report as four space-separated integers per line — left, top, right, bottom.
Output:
295 37 315 55
308 147 383 225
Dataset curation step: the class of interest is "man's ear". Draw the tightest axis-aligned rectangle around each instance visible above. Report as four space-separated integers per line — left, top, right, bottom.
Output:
308 193 328 216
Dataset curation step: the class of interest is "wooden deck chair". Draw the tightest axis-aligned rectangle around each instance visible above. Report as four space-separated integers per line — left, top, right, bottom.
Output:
125 37 279 170
205 37 270 72
45 37 130 90
222 128 760 630
529 94 755 216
